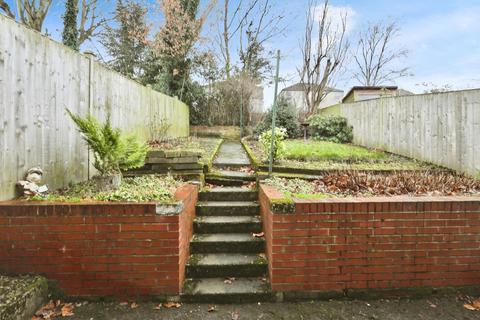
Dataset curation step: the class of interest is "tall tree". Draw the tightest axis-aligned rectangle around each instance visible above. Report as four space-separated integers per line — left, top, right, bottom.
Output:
62 0 79 49
216 0 284 79
353 21 409 86
101 0 149 79
62 0 107 50
153 0 216 101
0 0 14 18
298 0 349 117
15 0 52 31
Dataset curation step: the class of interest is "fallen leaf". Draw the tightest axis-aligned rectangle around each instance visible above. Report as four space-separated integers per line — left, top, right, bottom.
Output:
208 305 217 312
154 304 162 310
427 300 437 308
119 302 129 306
61 303 75 316
464 303 477 311
130 302 139 309
224 277 236 284
252 232 264 238
230 310 240 320
473 299 480 309
163 301 181 308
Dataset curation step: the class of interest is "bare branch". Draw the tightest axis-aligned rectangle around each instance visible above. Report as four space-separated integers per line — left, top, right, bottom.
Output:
0 0 14 18
298 0 349 118
16 0 52 31
353 21 409 86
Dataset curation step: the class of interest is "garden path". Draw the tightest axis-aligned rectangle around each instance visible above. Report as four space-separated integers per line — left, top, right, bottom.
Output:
213 141 250 168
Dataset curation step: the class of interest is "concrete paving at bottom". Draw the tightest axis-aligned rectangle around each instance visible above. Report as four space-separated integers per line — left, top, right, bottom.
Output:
63 294 478 320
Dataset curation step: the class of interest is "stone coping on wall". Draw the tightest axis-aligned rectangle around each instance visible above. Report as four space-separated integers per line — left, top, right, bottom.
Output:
260 184 480 214
0 184 194 216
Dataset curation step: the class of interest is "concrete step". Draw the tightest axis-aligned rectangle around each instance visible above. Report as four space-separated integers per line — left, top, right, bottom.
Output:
194 216 262 233
199 188 258 202
190 233 265 253
205 177 248 186
208 170 256 181
186 253 267 278
182 277 274 303
196 201 259 216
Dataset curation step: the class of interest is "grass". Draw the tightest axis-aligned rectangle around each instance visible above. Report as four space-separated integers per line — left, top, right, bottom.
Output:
284 140 387 162
28 175 181 203
246 138 433 171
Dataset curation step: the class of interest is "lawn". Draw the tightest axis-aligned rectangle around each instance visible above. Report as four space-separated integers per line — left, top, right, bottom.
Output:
245 138 433 171
283 140 387 162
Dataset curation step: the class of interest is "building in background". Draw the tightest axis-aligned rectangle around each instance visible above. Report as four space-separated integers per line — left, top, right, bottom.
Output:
342 86 413 103
279 83 344 121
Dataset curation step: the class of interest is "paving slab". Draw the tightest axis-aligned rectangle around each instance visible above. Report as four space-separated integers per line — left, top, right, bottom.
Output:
60 294 480 320
213 141 251 167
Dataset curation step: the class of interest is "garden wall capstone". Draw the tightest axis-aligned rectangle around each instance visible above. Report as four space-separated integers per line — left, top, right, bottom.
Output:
0 184 198 299
259 184 480 298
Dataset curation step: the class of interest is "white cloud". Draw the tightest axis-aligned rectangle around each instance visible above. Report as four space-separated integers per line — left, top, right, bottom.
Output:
313 3 357 34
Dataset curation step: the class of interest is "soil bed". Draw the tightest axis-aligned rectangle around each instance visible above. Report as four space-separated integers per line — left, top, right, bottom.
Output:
27 175 181 203
264 170 480 198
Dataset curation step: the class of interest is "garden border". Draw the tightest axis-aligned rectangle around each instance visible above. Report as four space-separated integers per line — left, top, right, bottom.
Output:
0 184 199 299
259 184 480 299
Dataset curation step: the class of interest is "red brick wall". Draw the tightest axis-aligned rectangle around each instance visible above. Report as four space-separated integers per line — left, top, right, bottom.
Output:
259 185 480 293
0 184 197 298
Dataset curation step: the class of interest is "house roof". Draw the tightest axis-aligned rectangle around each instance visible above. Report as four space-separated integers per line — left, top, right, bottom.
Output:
281 83 343 93
342 86 399 102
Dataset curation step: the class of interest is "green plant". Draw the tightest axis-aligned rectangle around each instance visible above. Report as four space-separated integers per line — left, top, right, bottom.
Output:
259 127 287 163
149 116 172 142
66 109 147 176
308 115 353 143
255 97 301 138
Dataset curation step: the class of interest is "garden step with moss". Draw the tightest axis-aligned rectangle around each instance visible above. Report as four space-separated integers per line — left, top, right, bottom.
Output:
199 188 258 202
193 216 262 233
196 201 259 216
204 176 249 187
190 233 265 253
186 253 267 278
181 277 274 303
207 170 256 181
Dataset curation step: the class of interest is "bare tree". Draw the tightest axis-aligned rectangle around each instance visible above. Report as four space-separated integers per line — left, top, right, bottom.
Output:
15 0 52 31
298 0 349 117
78 0 107 46
353 21 409 86
216 0 283 79
0 0 15 18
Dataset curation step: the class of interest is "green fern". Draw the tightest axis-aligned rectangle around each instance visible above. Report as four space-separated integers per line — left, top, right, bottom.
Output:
66 109 147 175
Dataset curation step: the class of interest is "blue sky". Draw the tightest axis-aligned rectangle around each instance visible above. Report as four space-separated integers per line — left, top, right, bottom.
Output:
5 0 480 108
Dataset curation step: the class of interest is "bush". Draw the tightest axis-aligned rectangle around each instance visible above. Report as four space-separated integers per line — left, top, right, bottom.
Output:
308 115 353 143
255 97 301 138
67 109 148 176
259 127 287 163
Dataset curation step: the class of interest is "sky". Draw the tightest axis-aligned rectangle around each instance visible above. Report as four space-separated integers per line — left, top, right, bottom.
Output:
4 0 480 109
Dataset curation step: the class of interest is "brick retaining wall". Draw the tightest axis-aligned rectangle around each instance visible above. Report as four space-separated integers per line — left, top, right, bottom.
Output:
259 185 480 295
0 184 198 298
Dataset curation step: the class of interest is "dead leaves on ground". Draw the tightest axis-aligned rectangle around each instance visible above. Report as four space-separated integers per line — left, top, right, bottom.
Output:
207 305 217 312
162 301 182 308
32 300 75 319
252 232 264 238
